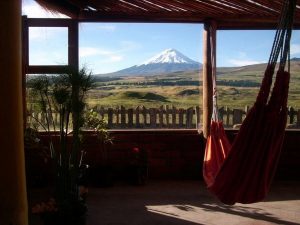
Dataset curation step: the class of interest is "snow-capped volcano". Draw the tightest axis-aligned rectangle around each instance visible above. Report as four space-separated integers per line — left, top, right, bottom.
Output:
141 48 199 65
103 48 201 76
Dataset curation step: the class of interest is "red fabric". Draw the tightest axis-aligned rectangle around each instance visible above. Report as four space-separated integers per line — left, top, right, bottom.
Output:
203 69 289 205
203 121 231 187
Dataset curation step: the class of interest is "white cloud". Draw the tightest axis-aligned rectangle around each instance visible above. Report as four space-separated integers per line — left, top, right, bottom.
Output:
29 50 67 65
97 25 116 31
79 47 123 63
22 0 69 18
291 44 300 55
227 51 265 67
105 55 123 62
80 47 109 57
228 59 265 67
119 41 141 52
29 27 67 40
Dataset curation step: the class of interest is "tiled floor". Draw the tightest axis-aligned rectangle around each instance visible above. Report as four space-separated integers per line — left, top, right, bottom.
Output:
28 180 300 225
86 180 300 225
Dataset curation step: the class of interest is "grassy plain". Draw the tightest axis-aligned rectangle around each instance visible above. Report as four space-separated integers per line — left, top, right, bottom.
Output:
86 62 300 110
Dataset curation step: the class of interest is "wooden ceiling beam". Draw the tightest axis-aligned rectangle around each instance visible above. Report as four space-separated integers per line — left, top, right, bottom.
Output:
33 0 300 29
178 0 235 16
129 0 164 11
227 0 275 16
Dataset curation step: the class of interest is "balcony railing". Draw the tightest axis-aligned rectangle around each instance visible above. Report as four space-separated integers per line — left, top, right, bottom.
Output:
27 105 300 130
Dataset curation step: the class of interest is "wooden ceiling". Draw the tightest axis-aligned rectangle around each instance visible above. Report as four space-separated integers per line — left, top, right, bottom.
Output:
35 0 300 29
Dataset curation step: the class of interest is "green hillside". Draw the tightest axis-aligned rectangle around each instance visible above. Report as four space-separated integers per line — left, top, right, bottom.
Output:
86 61 300 109
27 62 299 110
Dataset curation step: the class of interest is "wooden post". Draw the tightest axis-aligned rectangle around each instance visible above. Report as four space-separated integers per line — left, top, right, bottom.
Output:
115 107 120 125
128 108 133 128
99 106 105 119
158 105 164 128
166 105 170 127
135 106 140 128
0 1 28 224
202 21 216 138
172 106 177 128
107 108 113 128
149 108 156 128
288 106 295 124
142 106 147 127
121 105 126 128
233 109 243 125
186 107 194 128
179 108 184 127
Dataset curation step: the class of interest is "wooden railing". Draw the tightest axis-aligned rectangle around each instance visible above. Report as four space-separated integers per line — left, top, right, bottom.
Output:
27 105 300 130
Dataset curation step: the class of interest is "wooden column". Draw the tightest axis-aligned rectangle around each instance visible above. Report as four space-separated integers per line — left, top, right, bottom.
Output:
202 21 216 138
22 16 29 128
0 0 28 225
69 19 79 70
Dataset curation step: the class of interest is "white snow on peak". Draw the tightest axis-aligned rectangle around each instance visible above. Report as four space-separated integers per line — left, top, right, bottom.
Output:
141 48 198 65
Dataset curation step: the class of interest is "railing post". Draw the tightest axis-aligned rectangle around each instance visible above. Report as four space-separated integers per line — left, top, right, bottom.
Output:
121 105 126 128
99 106 105 120
107 108 113 128
179 108 184 127
225 106 230 126
128 108 133 128
166 105 170 128
115 106 120 127
233 109 243 125
135 106 140 128
172 106 177 128
186 107 194 128
142 106 147 128
149 108 156 128
289 106 295 124
158 105 164 128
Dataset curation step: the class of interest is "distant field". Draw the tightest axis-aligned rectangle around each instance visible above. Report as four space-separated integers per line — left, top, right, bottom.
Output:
26 62 300 111
85 62 300 109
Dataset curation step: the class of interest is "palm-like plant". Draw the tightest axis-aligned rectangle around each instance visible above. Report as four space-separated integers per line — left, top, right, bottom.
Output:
27 67 94 224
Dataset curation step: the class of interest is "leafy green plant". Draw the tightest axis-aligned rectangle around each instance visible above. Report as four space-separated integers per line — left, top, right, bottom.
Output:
27 67 97 224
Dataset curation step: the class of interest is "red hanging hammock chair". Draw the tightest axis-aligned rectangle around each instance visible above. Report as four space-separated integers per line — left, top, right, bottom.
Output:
203 0 296 205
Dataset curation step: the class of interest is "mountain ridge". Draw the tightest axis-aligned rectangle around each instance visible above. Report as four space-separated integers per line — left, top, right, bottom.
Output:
97 48 202 77
94 52 300 77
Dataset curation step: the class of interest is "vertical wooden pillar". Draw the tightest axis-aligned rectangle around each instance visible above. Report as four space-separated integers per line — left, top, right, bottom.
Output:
202 21 216 138
69 19 79 71
22 16 29 128
0 0 28 225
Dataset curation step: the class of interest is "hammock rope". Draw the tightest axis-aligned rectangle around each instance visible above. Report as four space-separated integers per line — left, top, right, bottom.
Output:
203 0 297 205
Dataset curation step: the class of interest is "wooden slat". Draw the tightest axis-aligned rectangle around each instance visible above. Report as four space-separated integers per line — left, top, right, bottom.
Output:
27 18 73 27
34 0 300 29
27 65 70 74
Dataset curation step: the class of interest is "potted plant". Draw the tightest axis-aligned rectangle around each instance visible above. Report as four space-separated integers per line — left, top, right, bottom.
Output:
128 145 148 185
24 127 52 187
82 109 113 187
27 67 94 225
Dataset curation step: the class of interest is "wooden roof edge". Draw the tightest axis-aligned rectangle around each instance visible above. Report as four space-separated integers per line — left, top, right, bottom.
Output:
22 16 300 30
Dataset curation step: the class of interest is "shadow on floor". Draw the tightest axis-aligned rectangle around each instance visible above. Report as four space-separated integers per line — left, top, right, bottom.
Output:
85 180 300 225
28 180 300 225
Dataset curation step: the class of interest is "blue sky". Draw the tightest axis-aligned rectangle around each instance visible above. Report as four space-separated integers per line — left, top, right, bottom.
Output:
23 0 300 74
